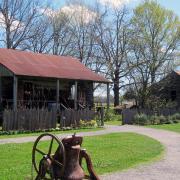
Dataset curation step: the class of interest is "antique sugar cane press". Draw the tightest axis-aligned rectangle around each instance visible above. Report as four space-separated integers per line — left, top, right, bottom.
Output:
32 133 99 180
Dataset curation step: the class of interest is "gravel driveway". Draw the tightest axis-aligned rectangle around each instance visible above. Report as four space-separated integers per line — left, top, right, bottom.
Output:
0 125 180 180
102 125 180 180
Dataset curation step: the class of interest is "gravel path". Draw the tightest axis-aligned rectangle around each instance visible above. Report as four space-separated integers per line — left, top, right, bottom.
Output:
1 125 180 180
101 125 180 180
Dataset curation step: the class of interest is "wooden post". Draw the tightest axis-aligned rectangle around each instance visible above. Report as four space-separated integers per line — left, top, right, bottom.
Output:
0 74 2 102
0 74 2 107
56 79 60 111
107 83 110 110
74 81 78 110
100 107 104 126
13 75 18 110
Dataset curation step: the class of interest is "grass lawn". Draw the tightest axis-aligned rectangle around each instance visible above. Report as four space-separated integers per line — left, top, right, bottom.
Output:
0 133 164 179
0 127 104 139
105 120 122 126
148 123 180 133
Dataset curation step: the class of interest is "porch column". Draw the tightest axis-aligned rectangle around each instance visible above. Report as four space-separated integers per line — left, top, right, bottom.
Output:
13 75 18 110
74 81 78 110
107 83 110 110
56 79 60 111
0 74 2 109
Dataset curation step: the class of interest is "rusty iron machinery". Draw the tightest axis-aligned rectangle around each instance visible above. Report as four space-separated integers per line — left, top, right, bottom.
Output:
32 133 99 180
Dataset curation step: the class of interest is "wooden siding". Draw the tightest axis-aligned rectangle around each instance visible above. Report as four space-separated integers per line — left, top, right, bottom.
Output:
152 71 180 106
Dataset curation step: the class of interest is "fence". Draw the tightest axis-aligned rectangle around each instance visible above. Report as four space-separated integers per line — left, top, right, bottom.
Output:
2 108 57 131
60 108 95 127
122 108 180 124
2 107 100 131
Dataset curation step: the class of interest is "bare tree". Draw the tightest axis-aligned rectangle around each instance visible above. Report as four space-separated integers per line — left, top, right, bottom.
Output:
95 7 131 106
66 2 98 67
51 10 74 56
21 15 53 53
0 0 49 49
52 1 106 75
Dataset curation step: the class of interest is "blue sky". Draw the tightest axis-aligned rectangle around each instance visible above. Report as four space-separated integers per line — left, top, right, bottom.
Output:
51 0 180 97
52 0 180 17
157 0 180 17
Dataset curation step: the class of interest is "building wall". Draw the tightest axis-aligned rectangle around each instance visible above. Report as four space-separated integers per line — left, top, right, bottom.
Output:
0 65 13 109
77 81 94 108
85 82 94 108
153 72 180 106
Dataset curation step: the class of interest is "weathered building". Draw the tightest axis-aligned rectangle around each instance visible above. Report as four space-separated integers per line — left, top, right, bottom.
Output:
0 48 109 130
151 70 180 106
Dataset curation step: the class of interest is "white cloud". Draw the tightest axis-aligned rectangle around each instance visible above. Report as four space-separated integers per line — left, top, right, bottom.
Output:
60 5 97 24
99 0 132 8
39 5 96 24
38 7 57 18
0 13 21 32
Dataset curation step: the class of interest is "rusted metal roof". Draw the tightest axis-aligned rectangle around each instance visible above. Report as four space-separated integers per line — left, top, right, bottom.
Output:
0 48 109 83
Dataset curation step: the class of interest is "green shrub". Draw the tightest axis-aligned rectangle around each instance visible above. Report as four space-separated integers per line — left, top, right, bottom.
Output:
134 113 180 126
165 119 173 124
134 114 150 125
79 120 97 128
0 124 99 136
149 115 160 125
173 120 179 124
171 114 177 120
104 109 122 122
86 120 97 127
171 113 180 121
166 114 178 124
159 115 167 124
175 113 180 120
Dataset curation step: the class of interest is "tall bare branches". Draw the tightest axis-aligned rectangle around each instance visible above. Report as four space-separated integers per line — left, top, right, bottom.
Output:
95 6 131 106
0 0 49 49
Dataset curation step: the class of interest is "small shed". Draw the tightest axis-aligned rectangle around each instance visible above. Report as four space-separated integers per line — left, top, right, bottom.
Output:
151 70 180 106
0 48 110 130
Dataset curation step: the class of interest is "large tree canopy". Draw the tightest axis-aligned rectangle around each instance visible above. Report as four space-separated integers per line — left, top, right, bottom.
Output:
128 0 180 107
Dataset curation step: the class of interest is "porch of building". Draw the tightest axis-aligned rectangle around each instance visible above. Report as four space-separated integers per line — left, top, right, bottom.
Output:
0 74 110 131
0 48 110 131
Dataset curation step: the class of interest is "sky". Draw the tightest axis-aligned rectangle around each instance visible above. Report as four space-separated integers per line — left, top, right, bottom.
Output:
52 0 180 17
51 0 180 97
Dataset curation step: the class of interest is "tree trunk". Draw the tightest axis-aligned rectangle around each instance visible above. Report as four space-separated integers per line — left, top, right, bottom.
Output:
151 71 156 84
113 70 120 107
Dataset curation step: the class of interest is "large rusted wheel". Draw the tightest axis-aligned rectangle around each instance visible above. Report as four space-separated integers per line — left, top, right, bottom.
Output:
32 133 66 179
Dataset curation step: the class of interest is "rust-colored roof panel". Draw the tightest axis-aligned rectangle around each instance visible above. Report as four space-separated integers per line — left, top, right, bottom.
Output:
0 48 109 83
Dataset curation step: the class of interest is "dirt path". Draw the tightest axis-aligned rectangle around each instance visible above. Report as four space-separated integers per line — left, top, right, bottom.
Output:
0 125 180 180
102 125 180 180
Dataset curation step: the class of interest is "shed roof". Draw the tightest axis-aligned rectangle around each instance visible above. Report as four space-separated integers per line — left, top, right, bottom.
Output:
0 48 108 83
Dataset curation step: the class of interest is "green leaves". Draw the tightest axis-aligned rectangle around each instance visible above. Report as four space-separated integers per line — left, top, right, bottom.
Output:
129 0 180 108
